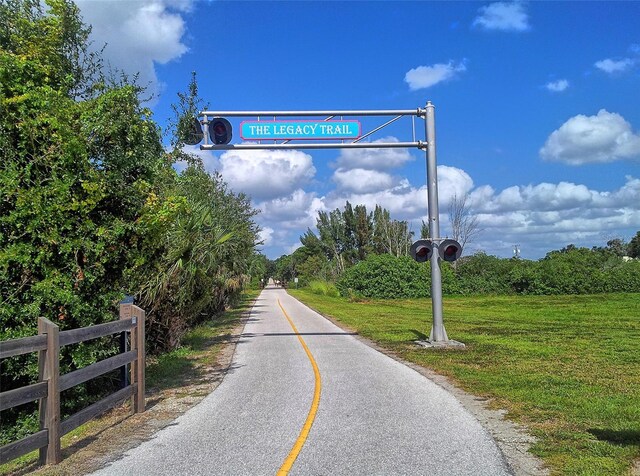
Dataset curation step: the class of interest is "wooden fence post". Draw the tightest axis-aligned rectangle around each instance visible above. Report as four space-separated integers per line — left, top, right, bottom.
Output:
119 303 131 390
37 317 61 465
119 302 135 413
131 306 146 413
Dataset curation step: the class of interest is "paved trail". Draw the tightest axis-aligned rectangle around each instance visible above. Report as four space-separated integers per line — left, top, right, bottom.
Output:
93 285 511 475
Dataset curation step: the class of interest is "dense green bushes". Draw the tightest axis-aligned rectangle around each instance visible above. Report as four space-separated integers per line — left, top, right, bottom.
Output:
337 254 459 299
289 200 640 300
334 249 640 299
337 255 426 299
1 0 261 446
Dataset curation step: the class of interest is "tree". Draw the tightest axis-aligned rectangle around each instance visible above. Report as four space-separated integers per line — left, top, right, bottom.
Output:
136 159 260 351
274 254 295 284
1 0 170 347
316 209 347 274
0 0 103 99
605 238 628 258
354 204 373 260
629 231 640 259
1 0 174 441
297 255 329 283
1 2 262 444
247 253 269 288
372 205 413 257
167 71 206 164
342 201 357 261
420 220 431 239
448 193 482 250
299 228 325 257
130 71 260 351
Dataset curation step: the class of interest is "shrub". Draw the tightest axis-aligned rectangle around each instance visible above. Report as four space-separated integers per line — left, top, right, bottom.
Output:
606 260 640 293
308 280 340 297
455 252 515 295
337 254 430 299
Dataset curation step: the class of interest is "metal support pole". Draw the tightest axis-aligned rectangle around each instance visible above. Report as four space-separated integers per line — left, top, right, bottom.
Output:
202 115 209 146
425 102 448 342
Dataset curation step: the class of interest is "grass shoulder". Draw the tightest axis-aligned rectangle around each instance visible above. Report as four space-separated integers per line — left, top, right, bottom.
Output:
289 290 640 476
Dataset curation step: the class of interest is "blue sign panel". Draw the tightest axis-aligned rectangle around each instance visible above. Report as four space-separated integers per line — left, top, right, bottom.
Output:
240 120 361 141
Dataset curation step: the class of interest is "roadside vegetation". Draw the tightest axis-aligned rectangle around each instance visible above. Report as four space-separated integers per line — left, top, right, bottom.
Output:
289 290 640 475
1 0 269 452
0 290 258 476
273 202 640 297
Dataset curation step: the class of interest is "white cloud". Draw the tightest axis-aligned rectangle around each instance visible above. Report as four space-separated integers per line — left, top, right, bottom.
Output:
594 58 636 74
473 2 530 32
480 182 594 213
333 168 395 193
76 0 190 97
325 165 474 222
218 149 316 200
334 137 414 170
257 163 640 259
258 227 274 246
404 60 467 91
545 79 569 92
257 189 325 230
540 110 640 165
323 171 640 259
437 166 475 204
466 176 640 257
473 177 640 219
325 180 427 222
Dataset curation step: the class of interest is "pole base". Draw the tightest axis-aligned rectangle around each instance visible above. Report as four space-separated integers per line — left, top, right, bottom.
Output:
415 339 466 349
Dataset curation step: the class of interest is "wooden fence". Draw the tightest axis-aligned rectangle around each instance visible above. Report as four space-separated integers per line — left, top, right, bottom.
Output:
0 303 145 466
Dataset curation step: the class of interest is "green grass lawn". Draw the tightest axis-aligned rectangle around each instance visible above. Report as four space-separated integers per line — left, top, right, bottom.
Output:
288 290 640 476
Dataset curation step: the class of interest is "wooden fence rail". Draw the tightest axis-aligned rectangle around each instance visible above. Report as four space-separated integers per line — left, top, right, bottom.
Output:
0 303 145 467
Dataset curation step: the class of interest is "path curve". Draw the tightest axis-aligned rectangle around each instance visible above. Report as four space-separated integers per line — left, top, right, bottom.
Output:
92 285 512 475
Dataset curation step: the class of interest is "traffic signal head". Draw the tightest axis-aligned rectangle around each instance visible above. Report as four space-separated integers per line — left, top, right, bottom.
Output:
438 239 463 262
183 117 204 145
209 117 233 145
410 239 434 263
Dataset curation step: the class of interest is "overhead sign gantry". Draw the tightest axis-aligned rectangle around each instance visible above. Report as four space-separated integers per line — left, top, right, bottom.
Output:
194 102 463 348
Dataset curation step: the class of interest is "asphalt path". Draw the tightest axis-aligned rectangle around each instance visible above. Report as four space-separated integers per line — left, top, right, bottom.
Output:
92 285 512 475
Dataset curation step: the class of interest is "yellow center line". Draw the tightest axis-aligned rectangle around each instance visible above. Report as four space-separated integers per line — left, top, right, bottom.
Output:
276 298 322 476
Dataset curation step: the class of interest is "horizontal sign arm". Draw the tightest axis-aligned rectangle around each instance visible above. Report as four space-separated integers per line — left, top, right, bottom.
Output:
201 141 425 151
200 109 424 118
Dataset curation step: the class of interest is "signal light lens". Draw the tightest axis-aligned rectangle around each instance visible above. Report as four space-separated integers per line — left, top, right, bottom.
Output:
209 117 233 145
410 239 434 263
416 247 430 258
444 245 458 258
438 239 463 262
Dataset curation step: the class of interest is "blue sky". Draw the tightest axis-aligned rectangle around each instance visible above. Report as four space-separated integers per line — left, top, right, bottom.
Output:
76 1 640 259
